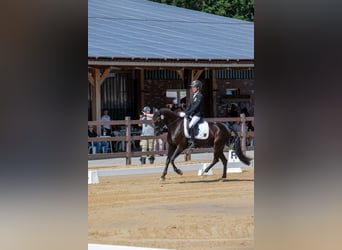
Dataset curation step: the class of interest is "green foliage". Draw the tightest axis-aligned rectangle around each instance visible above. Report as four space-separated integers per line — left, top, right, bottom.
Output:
150 0 254 21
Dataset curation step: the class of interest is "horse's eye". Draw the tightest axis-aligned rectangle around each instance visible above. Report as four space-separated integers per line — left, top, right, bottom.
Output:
160 115 164 120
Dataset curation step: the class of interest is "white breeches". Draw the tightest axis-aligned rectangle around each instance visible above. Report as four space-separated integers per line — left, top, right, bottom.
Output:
189 115 200 128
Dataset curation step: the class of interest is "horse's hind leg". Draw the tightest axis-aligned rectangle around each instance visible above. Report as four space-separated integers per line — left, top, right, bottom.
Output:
203 152 220 175
219 152 228 179
202 147 228 178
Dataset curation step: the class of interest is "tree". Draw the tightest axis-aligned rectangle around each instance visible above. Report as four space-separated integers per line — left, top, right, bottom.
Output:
150 0 254 21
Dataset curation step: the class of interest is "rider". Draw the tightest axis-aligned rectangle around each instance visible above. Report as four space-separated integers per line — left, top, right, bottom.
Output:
185 80 204 148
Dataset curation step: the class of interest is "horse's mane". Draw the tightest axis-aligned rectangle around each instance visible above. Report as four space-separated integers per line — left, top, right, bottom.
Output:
159 108 181 120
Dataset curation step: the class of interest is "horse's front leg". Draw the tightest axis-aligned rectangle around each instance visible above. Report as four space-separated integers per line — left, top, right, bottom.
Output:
160 146 175 181
170 145 186 176
160 158 171 181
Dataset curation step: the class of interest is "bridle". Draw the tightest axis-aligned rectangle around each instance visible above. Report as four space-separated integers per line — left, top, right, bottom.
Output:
153 112 166 135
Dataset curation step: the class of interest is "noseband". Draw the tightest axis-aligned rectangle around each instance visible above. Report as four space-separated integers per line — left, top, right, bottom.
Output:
153 113 165 135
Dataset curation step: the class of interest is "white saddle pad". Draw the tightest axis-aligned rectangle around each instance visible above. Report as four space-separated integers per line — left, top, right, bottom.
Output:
184 118 209 139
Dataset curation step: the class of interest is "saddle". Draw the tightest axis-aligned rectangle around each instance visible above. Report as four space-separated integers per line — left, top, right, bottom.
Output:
183 117 209 139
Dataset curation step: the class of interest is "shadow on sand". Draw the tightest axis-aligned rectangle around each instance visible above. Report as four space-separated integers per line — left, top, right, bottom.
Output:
159 177 254 184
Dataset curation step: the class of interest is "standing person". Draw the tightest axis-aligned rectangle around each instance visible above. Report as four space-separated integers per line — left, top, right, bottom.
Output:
154 137 164 155
139 106 155 164
101 109 111 136
185 80 205 148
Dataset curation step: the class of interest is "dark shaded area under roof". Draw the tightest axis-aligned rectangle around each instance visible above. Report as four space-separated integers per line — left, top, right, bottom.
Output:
88 0 254 60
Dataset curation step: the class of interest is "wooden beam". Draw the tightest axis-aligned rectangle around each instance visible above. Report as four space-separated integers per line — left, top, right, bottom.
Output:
88 66 112 126
191 69 203 81
110 66 122 70
88 71 95 86
91 84 96 121
89 68 96 121
98 67 111 85
176 69 184 80
212 69 217 117
140 69 145 110
94 68 102 126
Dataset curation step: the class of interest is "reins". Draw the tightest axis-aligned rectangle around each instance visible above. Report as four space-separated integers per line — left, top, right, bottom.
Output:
165 115 182 127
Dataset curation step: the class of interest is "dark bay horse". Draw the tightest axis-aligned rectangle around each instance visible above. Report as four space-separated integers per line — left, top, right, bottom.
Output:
153 108 252 180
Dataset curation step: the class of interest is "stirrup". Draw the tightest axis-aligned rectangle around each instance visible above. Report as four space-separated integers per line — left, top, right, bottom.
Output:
188 141 195 148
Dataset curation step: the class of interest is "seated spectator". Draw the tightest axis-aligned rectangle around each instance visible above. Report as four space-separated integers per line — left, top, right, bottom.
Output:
231 119 249 134
88 125 109 153
231 121 242 132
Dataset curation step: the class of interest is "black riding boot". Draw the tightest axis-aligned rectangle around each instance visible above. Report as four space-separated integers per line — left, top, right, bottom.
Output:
140 157 146 164
188 127 196 148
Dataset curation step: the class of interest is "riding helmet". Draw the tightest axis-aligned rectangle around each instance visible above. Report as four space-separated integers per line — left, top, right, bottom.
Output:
190 80 202 88
142 106 151 111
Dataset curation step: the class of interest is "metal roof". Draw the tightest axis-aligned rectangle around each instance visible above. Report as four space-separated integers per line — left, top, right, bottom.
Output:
88 0 254 60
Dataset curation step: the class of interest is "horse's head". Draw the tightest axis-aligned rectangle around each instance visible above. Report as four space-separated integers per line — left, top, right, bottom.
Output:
153 108 181 135
152 109 166 135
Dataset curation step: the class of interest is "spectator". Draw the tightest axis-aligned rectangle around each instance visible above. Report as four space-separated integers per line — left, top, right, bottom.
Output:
101 109 111 136
231 120 243 132
228 103 239 121
240 106 252 130
224 103 238 128
139 106 155 164
88 125 108 153
247 119 254 146
154 137 164 156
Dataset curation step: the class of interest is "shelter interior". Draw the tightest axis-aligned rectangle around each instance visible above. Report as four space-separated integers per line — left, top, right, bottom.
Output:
88 66 254 121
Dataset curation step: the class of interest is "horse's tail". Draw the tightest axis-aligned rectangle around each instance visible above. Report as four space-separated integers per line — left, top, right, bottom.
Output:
234 136 252 166
225 125 238 148
225 125 252 165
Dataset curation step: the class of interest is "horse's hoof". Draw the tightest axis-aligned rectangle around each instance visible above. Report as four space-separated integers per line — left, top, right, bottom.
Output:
160 176 166 181
177 170 183 176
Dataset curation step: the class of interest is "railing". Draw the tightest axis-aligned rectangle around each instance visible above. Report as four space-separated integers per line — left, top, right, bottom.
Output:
88 114 254 165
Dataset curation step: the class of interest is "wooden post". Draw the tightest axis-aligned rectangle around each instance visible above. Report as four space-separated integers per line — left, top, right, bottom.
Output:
93 69 102 134
212 69 217 117
88 70 97 123
240 113 247 152
140 69 145 110
91 67 111 134
125 116 132 165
